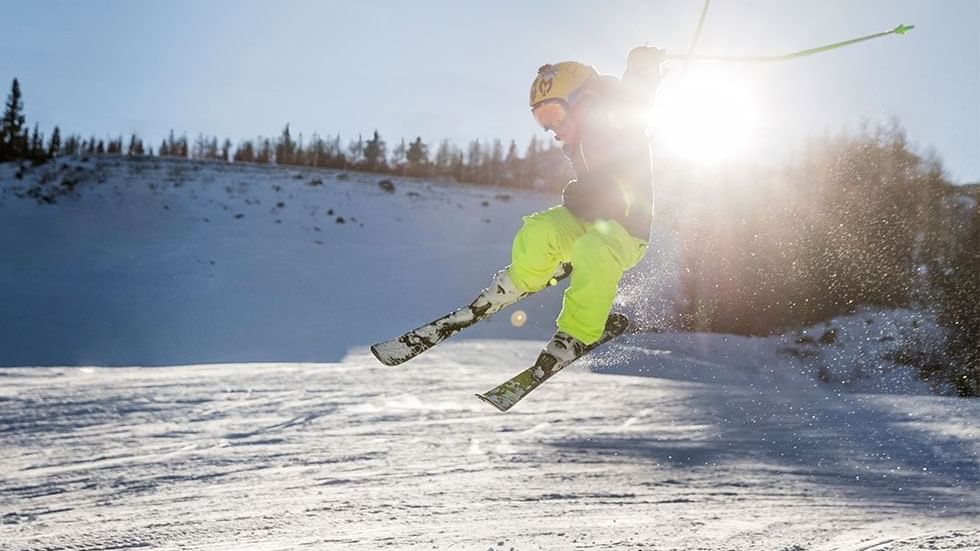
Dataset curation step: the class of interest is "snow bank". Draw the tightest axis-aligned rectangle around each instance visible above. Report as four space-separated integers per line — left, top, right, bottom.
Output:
588 307 943 395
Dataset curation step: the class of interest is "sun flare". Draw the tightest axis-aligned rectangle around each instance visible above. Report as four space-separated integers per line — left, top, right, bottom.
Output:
652 68 763 163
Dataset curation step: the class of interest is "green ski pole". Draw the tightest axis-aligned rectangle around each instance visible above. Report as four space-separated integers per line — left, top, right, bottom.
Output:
666 24 914 64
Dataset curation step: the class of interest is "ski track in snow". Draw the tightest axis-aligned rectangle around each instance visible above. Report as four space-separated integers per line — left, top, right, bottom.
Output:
1 341 977 550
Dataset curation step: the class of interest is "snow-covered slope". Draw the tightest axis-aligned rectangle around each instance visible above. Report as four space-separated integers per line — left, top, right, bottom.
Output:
2 156 681 366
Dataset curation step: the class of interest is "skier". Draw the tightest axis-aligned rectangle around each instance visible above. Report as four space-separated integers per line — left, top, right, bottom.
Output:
474 47 666 363
371 47 666 409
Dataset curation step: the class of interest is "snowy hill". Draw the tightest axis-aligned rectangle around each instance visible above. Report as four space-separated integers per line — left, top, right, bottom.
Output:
0 157 977 549
1 156 641 366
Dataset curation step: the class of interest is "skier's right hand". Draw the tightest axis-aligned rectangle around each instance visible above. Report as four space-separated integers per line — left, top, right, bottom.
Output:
626 46 665 76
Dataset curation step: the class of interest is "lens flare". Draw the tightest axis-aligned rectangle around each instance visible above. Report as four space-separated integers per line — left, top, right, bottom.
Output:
652 68 763 163
510 310 527 327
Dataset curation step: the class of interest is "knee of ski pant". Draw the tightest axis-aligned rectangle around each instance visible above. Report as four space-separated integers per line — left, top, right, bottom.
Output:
516 206 582 247
575 220 647 271
510 206 584 292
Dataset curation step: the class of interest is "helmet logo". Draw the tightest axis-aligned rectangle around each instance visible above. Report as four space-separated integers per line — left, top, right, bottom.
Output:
534 64 558 103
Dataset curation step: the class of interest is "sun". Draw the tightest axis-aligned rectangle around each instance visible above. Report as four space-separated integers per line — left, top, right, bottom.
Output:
651 67 763 163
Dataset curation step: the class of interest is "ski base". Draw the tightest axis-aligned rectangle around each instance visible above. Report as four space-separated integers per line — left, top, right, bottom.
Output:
476 313 630 412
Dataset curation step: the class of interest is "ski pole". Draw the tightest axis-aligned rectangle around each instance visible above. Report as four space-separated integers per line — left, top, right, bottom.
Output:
665 24 914 64
682 0 712 74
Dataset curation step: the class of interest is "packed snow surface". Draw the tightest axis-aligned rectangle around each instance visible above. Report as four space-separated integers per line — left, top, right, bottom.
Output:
1 347 977 550
1 158 977 549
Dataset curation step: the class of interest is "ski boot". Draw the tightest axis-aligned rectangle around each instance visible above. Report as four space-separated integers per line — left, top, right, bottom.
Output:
532 330 588 372
469 268 528 317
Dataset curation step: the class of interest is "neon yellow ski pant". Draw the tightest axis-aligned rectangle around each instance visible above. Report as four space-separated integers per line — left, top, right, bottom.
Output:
507 206 647 344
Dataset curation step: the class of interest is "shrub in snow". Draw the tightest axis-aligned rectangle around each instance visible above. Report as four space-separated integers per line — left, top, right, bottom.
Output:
61 176 79 192
795 334 815 345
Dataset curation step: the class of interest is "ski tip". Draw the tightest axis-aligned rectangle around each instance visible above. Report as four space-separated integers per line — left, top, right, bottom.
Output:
370 343 404 367
475 393 511 413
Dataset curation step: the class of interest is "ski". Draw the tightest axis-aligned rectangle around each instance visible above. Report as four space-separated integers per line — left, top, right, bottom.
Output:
476 312 630 412
370 263 572 366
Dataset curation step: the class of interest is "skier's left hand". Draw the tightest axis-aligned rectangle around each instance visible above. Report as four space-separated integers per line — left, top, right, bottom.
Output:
562 178 627 223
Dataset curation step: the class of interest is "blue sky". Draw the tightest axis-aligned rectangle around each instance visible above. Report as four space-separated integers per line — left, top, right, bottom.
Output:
2 0 978 182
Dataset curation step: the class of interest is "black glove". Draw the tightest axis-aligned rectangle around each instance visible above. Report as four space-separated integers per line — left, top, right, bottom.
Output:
626 46 665 76
562 178 626 223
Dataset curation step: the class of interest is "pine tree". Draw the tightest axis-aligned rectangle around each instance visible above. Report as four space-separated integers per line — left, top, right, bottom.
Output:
434 139 452 176
524 135 541 187
504 139 520 187
176 134 188 157
391 137 407 173
29 123 45 163
276 124 295 165
166 130 176 156
106 135 123 155
294 133 307 166
63 133 79 156
347 134 364 168
450 149 465 182
362 130 387 172
234 140 255 163
193 133 207 159
466 139 482 184
221 138 232 162
308 133 325 167
127 134 143 156
48 126 62 158
406 136 429 177
256 138 272 163
1 78 27 161
488 139 504 186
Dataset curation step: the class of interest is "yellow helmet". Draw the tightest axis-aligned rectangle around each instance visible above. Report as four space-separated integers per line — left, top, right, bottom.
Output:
529 62 598 109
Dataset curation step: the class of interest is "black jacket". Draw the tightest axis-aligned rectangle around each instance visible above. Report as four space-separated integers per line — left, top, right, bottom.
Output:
561 71 660 241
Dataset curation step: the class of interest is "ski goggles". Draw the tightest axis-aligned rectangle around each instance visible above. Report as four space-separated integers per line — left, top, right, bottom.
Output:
531 100 569 133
